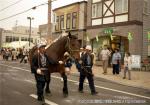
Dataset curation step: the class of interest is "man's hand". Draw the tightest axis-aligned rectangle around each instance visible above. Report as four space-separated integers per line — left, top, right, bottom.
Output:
79 60 82 64
37 68 42 75
59 61 64 64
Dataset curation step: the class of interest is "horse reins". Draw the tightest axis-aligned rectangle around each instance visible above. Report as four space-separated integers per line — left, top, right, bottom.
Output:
65 37 80 56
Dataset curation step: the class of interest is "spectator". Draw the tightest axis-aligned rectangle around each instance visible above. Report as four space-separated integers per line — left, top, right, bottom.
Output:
99 45 111 75
123 52 132 80
111 49 121 75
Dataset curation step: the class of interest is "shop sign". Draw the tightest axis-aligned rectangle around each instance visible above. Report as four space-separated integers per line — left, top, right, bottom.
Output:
128 32 133 41
131 55 141 69
103 28 113 35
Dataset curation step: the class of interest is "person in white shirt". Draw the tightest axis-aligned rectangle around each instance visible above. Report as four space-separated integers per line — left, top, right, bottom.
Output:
100 45 111 74
123 52 132 80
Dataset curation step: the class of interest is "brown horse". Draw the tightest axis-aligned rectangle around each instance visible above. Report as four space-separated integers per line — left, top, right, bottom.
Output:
29 32 80 97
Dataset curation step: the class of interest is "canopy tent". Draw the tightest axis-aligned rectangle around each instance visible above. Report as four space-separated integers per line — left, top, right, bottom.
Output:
2 41 35 49
2 43 11 48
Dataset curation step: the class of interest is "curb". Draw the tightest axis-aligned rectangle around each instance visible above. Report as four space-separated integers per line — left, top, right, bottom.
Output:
71 72 150 91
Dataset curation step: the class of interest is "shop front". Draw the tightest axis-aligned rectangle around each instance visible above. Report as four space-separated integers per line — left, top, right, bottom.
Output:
91 34 129 65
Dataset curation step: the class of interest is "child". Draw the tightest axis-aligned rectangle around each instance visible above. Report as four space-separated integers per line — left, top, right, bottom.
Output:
60 52 73 82
123 52 132 80
64 52 72 75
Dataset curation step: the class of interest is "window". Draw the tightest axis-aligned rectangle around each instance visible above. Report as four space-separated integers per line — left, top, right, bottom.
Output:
21 37 28 41
143 0 148 14
6 36 12 42
60 15 64 30
28 38 33 42
55 16 59 31
92 4 97 18
91 0 129 25
30 38 33 43
12 36 19 41
66 13 71 29
72 12 77 29
97 2 102 17
115 0 128 14
92 1 102 18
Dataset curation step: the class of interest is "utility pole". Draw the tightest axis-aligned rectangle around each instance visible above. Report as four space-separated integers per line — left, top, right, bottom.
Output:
48 0 52 39
27 17 34 47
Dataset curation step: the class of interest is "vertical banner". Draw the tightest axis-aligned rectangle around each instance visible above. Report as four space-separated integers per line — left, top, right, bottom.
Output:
128 32 133 41
86 33 90 42
96 35 99 42
148 31 150 40
110 34 113 40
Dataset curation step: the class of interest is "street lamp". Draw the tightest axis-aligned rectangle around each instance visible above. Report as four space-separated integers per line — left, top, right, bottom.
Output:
27 17 34 47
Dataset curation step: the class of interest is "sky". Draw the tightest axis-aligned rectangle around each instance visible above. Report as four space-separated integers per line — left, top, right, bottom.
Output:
0 0 86 30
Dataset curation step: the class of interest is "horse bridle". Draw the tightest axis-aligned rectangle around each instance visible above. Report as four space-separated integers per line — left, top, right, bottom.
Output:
65 37 80 56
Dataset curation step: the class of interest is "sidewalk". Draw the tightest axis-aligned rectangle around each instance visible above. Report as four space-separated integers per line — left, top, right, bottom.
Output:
71 65 150 90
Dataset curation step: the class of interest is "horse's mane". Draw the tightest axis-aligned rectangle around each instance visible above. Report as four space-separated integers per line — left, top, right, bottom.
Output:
45 34 77 50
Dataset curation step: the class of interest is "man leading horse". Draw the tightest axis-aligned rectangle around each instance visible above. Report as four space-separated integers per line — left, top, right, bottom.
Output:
31 42 63 104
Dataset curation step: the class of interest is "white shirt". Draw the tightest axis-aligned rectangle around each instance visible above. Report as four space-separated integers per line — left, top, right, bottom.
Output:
100 49 111 60
124 56 132 70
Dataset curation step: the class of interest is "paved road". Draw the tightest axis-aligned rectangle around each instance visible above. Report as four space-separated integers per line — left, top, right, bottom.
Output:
0 60 150 105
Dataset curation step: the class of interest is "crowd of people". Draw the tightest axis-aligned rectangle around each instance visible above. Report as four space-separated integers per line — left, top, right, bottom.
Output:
0 47 29 63
99 45 132 80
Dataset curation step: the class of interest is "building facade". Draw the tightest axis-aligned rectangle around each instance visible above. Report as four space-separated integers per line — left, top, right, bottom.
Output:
0 26 40 47
86 0 150 60
51 1 87 46
39 24 48 38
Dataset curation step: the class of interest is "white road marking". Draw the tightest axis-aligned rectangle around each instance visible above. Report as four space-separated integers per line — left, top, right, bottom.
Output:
1 63 150 100
0 64 29 72
30 94 58 105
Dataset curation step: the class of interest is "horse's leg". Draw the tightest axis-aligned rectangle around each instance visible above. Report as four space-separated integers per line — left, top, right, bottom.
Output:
61 73 68 97
45 73 51 94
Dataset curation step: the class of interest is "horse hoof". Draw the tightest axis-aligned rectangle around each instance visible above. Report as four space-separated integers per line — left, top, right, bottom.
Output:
63 93 68 98
45 90 51 94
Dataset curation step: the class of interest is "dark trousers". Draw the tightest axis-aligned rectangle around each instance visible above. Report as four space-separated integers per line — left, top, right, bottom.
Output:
79 68 96 93
113 64 119 74
34 74 46 97
20 55 25 63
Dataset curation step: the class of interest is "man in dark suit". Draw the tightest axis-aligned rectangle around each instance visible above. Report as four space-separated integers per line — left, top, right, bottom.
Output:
78 45 98 95
31 43 63 104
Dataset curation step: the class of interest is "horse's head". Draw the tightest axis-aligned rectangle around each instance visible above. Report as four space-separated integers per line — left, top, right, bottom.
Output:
65 32 80 60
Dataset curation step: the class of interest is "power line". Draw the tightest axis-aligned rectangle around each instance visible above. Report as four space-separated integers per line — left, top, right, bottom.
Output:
0 2 48 22
0 0 57 22
0 0 24 12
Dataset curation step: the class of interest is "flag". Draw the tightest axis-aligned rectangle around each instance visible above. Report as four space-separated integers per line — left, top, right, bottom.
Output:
128 32 133 41
86 34 90 42
110 34 113 40
96 35 99 42
148 31 150 40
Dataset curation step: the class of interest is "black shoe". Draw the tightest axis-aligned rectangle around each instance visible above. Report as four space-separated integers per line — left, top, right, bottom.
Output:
78 90 84 93
91 91 98 95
